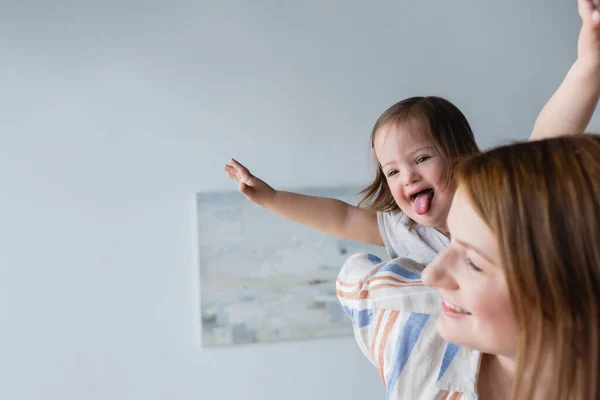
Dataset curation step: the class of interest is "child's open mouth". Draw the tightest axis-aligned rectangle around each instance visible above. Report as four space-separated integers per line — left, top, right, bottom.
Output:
411 188 434 215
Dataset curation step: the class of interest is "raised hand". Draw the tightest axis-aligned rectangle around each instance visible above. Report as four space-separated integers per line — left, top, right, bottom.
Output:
578 0 600 62
223 158 276 207
579 0 600 21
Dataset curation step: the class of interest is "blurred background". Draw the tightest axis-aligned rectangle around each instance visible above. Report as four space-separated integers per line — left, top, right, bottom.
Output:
0 1 592 399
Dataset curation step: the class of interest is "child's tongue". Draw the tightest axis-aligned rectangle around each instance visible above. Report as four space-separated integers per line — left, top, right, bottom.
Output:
413 191 433 215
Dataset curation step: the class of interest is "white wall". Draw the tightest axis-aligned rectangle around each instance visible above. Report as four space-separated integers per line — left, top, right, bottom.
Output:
0 1 585 399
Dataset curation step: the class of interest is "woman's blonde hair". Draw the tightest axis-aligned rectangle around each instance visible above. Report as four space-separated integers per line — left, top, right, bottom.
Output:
358 96 480 210
456 135 600 400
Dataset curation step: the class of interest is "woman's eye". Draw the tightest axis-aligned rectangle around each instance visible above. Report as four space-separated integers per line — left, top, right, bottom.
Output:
416 156 430 164
464 256 482 272
387 170 398 177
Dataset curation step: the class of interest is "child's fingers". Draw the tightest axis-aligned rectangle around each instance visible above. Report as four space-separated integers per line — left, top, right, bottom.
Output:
229 158 254 183
581 0 595 19
229 158 247 171
582 0 600 21
223 165 239 180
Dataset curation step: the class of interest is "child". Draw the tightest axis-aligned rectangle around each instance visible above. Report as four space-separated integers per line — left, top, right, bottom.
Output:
224 0 600 267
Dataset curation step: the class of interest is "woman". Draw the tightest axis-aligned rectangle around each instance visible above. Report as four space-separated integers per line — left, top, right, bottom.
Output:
337 135 600 399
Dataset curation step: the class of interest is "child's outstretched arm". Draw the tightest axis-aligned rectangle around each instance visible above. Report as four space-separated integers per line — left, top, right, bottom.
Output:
530 0 600 140
224 158 384 246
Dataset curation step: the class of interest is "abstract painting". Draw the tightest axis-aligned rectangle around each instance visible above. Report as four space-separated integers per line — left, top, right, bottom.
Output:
196 186 387 346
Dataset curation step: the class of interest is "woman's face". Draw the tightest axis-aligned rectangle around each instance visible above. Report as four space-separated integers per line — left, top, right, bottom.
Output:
421 187 517 356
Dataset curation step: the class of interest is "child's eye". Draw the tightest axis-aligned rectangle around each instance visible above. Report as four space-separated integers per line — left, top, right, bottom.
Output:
387 170 398 177
464 256 482 272
416 156 430 164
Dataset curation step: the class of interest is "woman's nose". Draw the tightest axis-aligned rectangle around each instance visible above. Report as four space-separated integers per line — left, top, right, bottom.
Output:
422 247 459 290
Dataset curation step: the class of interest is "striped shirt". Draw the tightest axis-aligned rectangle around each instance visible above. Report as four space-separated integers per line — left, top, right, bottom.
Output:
337 253 481 400
377 210 450 261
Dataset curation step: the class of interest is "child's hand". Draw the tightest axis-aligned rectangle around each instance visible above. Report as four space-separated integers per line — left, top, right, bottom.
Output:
578 0 600 63
224 158 276 207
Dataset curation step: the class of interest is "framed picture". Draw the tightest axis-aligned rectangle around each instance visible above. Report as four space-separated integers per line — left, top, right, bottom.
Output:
196 186 387 346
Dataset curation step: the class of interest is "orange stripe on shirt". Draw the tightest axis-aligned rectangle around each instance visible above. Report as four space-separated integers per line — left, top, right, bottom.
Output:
337 282 422 300
371 311 386 381
438 390 464 400
336 278 364 288
336 287 370 300
378 310 399 384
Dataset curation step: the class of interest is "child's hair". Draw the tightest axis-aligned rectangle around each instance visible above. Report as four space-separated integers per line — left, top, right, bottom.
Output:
456 135 600 400
358 96 480 211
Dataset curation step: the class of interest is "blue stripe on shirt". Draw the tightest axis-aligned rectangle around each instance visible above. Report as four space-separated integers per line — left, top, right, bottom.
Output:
368 253 383 264
343 306 373 328
437 342 461 382
379 263 422 280
385 313 430 400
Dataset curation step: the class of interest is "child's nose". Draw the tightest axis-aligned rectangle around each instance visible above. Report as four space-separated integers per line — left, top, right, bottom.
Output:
401 168 419 186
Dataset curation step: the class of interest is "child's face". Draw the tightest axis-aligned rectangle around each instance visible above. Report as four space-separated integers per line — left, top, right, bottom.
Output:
374 121 454 232
422 188 517 356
